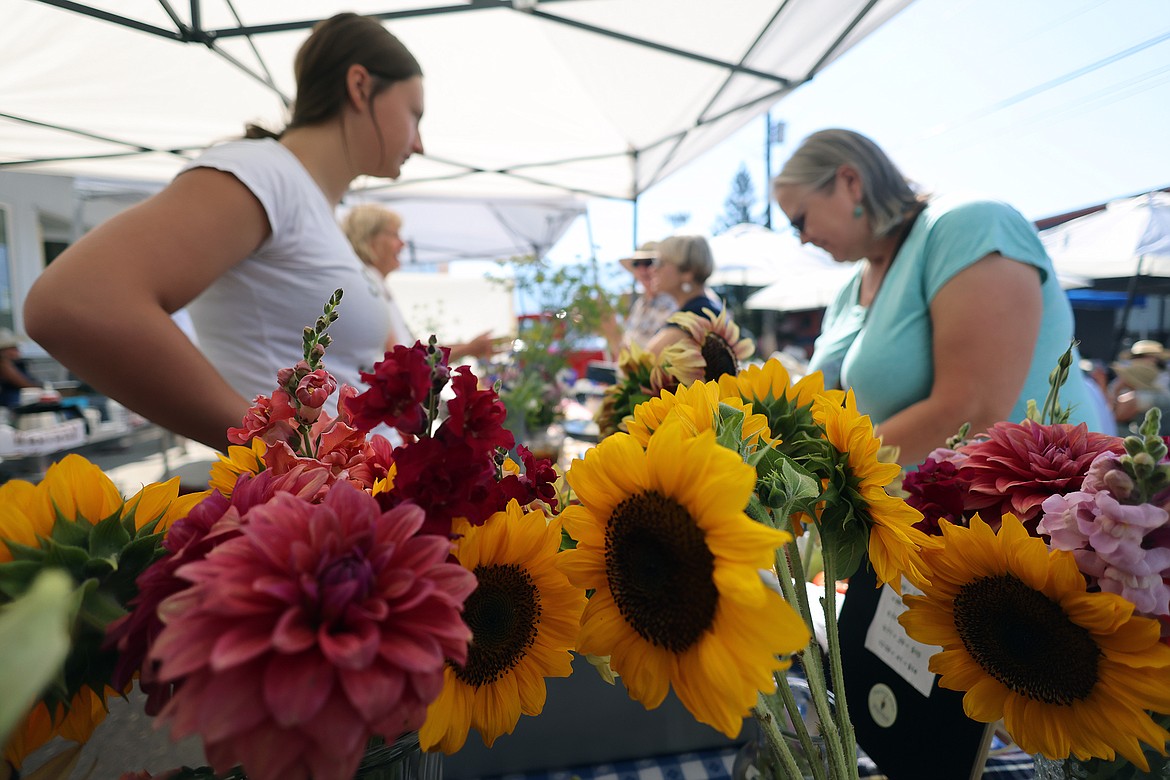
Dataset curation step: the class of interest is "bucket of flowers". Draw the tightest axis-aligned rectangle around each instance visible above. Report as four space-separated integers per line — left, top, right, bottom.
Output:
899 353 1170 779
0 290 580 780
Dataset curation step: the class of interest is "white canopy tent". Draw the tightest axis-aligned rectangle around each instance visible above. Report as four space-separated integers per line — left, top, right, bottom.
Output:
1 0 913 209
1041 192 1170 282
707 222 843 289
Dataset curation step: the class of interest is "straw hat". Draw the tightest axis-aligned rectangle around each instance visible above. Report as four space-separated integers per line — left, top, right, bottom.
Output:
1122 339 1170 361
619 241 660 272
1112 361 1163 392
0 328 19 351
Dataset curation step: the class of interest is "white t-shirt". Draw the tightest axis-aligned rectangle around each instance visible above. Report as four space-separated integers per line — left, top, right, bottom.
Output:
183 139 391 407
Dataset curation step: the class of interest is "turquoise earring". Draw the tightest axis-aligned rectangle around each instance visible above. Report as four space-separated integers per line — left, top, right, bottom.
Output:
853 205 863 219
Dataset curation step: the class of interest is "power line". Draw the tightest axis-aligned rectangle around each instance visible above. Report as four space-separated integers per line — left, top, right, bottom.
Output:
915 28 1170 142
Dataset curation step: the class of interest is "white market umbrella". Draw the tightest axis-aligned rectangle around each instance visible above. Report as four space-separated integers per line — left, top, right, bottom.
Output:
1041 191 1170 280
708 222 843 288
744 265 856 311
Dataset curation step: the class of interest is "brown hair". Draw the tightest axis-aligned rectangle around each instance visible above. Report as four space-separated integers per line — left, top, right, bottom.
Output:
245 13 422 139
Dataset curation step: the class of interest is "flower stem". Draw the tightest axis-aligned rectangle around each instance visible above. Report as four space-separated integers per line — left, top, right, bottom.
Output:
778 544 852 779
818 540 859 780
752 694 810 780
770 678 830 780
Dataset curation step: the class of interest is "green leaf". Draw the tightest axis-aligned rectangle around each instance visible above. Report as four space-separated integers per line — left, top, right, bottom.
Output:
0 560 50 598
780 459 822 504
88 511 132 562
49 515 91 549
1 539 47 563
818 505 869 582
42 540 91 572
78 585 128 630
714 404 748 453
81 557 116 579
0 570 73 748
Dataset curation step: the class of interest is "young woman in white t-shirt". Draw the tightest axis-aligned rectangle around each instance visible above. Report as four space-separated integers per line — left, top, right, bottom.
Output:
24 13 425 450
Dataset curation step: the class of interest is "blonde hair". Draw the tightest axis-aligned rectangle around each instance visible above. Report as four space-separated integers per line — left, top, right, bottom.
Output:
773 129 921 237
657 235 714 285
342 204 402 266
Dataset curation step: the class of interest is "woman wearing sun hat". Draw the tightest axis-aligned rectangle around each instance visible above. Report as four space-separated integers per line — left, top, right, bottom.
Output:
1110 355 1170 434
599 240 677 356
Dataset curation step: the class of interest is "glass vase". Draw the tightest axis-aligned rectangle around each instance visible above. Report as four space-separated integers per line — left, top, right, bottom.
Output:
1033 754 1170 779
355 733 441 780
732 676 833 780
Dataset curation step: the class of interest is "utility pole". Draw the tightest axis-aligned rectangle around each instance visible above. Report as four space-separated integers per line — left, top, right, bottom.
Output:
764 113 786 230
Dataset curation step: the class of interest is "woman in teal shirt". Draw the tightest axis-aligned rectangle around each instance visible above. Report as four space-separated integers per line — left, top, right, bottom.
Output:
773 129 1101 466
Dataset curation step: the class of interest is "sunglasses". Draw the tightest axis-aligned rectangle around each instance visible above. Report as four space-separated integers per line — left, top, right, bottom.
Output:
630 258 656 269
789 212 807 236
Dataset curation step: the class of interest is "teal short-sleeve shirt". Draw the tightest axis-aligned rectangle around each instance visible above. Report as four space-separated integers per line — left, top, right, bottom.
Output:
806 195 1103 431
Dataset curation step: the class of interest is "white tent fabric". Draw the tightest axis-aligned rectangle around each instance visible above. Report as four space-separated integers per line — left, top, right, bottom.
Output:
707 222 841 288
7 171 584 265
1041 192 1170 280
342 194 585 264
1 0 913 201
703 223 854 311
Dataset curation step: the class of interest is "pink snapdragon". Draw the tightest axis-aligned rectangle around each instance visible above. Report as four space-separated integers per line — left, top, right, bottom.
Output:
1040 486 1170 618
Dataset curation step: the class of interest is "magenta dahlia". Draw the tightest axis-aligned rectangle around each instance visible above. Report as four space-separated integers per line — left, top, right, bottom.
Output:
149 481 476 780
959 420 1123 531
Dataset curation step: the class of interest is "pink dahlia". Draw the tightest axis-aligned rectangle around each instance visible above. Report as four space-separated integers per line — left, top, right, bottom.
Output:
959 420 1123 532
149 482 476 780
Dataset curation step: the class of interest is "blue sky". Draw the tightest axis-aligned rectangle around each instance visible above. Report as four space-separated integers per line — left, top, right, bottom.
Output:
544 0 1170 270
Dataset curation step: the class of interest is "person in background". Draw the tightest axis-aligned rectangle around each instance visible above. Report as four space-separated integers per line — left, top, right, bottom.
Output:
24 13 424 450
1078 357 1113 436
1110 346 1170 435
341 203 499 362
643 234 722 355
0 328 39 407
598 240 677 357
773 128 1102 466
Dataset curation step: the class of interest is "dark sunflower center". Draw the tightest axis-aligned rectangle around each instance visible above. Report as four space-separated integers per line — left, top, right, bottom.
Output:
452 563 541 687
954 574 1100 705
606 490 718 653
701 333 739 381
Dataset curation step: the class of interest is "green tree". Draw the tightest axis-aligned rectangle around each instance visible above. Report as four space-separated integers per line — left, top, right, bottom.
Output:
712 163 766 235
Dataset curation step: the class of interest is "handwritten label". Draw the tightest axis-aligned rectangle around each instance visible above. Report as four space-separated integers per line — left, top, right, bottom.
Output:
863 581 939 697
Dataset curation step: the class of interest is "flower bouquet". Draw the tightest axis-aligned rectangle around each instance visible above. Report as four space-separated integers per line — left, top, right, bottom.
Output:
595 307 754 438
558 356 934 780
1 290 577 780
899 357 1170 779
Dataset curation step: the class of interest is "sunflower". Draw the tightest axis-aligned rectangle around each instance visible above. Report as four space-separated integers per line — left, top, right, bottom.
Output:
718 360 844 452
0 456 197 766
626 379 770 449
555 422 810 738
719 359 837 410
208 438 267 496
3 686 115 769
0 454 126 562
899 514 1170 770
420 500 585 753
661 309 754 385
125 477 209 533
595 343 678 439
812 390 933 590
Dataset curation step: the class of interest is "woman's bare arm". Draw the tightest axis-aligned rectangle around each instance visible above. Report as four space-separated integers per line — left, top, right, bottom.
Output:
873 254 1042 466
24 168 270 450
